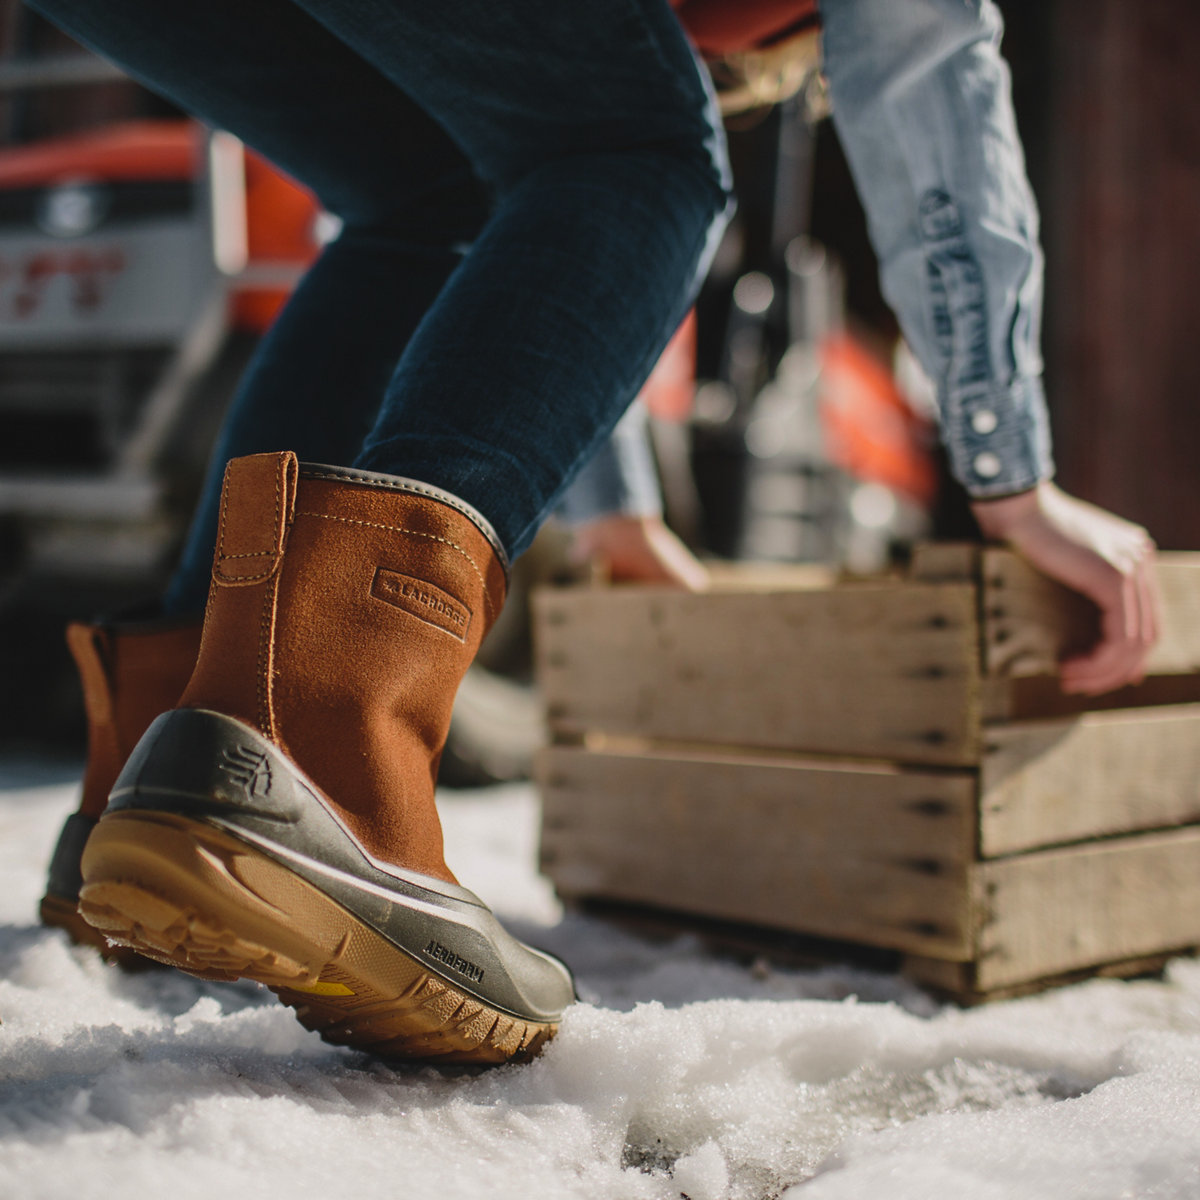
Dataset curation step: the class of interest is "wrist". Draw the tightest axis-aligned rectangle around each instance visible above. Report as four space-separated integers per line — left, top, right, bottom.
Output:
969 480 1050 539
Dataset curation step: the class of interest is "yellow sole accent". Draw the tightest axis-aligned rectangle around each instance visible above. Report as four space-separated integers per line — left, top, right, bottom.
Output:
79 811 556 1065
287 980 356 997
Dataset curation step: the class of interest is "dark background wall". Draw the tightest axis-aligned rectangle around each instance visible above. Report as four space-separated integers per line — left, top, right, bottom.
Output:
1044 0 1200 550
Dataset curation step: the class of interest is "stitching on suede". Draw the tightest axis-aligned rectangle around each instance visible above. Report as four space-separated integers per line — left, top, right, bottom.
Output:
216 460 283 583
216 465 231 568
301 469 508 569
293 510 497 622
257 580 275 737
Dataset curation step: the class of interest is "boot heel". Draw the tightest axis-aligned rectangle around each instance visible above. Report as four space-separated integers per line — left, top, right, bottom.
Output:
109 706 304 820
79 810 333 984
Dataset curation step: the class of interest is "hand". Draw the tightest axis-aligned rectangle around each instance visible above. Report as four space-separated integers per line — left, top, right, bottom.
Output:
970 481 1160 695
571 514 709 591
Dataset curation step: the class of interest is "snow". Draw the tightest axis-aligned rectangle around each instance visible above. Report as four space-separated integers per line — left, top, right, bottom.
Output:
3 759 1200 1200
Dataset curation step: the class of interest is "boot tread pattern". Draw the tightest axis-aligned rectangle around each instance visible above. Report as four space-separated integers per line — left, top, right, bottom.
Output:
78 812 555 1064
39 891 151 969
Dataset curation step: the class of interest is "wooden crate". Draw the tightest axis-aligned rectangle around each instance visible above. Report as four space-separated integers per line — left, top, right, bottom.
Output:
533 547 1200 1001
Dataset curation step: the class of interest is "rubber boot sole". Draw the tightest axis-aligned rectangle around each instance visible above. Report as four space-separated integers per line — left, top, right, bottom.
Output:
39 891 153 969
40 811 155 968
79 810 556 1063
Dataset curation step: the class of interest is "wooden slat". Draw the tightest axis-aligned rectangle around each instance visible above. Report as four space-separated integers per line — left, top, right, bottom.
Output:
901 954 976 998
974 828 1200 991
702 562 838 591
981 673 1200 723
980 705 1200 856
538 745 978 959
903 949 1187 1005
980 548 1200 678
908 542 981 584
533 580 982 766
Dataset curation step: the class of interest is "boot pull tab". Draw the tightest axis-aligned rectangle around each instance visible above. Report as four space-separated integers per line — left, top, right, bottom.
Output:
213 451 299 586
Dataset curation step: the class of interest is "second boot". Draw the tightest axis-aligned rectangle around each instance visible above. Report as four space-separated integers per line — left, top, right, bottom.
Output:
41 615 201 959
78 451 574 1063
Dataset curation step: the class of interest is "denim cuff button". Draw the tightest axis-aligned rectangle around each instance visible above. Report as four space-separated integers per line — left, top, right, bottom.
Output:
971 409 998 435
973 451 1002 478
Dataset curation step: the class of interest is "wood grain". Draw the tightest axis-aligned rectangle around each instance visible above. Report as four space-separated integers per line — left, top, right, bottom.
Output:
979 704 1200 856
974 828 1200 990
912 544 1200 679
534 580 982 766
539 744 977 959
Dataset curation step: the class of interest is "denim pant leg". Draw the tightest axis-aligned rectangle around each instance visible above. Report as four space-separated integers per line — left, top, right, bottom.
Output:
821 0 1053 498
28 0 492 613
161 227 488 615
31 0 731 582
291 0 731 557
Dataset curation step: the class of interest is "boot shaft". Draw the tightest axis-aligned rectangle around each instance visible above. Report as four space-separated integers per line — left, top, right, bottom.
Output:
67 617 203 819
180 452 508 878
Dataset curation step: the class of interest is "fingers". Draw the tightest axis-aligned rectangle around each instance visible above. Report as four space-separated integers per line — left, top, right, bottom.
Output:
572 515 709 591
1058 577 1137 694
1059 534 1159 695
1136 535 1163 654
974 482 1161 697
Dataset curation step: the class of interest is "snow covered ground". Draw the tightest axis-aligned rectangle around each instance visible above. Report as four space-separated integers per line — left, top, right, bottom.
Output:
3 757 1200 1200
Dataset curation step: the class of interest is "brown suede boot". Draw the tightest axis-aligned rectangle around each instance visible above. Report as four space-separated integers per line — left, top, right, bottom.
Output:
40 616 201 959
78 452 573 1063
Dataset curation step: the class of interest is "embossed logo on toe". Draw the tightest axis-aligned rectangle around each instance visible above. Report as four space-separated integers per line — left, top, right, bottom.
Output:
371 568 471 640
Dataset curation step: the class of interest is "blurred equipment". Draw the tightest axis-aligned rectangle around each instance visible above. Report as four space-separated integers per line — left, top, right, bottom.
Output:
0 117 320 581
683 95 936 575
0 10 322 746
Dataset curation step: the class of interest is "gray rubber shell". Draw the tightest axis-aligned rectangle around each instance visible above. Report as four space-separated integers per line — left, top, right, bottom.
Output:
107 709 574 1023
45 812 98 902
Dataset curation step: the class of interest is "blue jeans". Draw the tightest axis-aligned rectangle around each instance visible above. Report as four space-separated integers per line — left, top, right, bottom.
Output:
29 0 732 609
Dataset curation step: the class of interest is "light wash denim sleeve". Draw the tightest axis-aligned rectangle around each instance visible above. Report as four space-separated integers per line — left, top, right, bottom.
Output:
555 401 663 525
820 0 1054 497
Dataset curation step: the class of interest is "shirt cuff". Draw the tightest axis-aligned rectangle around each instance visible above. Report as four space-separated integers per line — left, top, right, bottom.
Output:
941 374 1055 498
